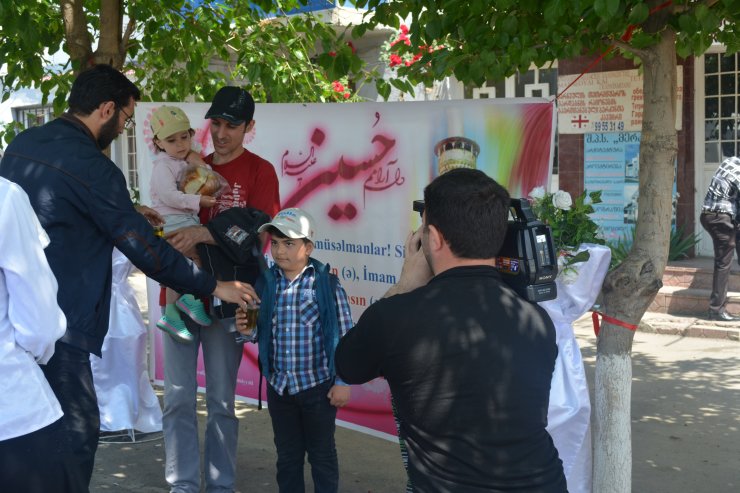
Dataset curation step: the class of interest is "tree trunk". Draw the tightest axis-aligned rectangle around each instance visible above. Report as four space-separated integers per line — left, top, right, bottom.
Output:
60 0 93 73
96 0 125 69
592 28 678 493
61 0 126 72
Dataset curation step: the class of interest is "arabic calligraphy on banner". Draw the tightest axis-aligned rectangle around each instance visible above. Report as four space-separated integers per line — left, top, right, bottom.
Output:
136 99 556 439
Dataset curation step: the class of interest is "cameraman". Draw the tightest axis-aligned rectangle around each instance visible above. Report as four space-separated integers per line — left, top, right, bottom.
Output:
335 168 566 492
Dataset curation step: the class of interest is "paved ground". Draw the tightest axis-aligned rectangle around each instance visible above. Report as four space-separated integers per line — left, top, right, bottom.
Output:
89 274 740 492
572 317 740 493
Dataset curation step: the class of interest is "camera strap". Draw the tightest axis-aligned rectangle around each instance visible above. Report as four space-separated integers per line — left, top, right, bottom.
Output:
591 311 638 337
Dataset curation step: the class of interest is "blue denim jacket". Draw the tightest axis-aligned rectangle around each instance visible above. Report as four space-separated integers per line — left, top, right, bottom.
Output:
256 258 340 377
0 115 216 355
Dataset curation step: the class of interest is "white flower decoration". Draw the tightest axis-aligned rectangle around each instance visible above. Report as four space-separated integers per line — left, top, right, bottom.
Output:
557 253 569 270
559 267 579 284
529 186 546 200
552 190 573 210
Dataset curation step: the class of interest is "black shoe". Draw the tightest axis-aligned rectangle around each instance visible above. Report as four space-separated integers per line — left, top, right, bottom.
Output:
706 310 739 322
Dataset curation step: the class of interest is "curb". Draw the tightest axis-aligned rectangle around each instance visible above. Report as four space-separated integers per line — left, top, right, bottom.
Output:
575 312 740 342
638 317 740 341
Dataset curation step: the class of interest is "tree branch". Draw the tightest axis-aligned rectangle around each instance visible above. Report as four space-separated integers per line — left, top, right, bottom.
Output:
121 8 136 61
97 0 124 68
611 38 650 61
60 0 93 72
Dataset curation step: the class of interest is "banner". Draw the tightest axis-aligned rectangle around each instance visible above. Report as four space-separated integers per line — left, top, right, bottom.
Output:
136 99 556 439
584 131 678 243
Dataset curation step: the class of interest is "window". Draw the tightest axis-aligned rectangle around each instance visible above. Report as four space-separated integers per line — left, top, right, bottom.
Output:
13 105 54 128
464 66 558 100
125 127 138 189
704 52 739 163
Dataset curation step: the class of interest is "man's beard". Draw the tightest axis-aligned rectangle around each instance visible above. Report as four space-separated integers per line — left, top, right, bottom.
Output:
97 111 120 150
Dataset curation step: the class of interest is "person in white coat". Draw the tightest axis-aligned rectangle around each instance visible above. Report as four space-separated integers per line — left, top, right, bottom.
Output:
0 177 77 491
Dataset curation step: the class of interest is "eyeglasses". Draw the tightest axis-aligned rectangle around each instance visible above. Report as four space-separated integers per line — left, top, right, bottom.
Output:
119 106 135 129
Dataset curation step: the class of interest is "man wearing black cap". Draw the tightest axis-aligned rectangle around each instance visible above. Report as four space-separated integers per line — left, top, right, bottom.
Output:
203 86 280 221
165 87 281 493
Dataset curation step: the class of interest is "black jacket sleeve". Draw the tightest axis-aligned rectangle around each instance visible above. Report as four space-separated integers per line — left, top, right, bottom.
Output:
89 160 217 296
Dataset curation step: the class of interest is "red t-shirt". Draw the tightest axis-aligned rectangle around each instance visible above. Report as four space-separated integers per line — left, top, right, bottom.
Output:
200 148 281 224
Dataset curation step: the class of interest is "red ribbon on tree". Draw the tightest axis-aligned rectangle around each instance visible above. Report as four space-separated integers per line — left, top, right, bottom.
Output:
591 311 638 337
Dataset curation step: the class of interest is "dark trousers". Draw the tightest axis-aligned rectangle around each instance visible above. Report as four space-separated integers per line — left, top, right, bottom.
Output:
267 379 338 493
0 418 85 492
700 211 740 313
41 342 100 491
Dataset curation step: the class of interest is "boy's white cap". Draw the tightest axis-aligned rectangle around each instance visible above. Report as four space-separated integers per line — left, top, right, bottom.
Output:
258 208 315 241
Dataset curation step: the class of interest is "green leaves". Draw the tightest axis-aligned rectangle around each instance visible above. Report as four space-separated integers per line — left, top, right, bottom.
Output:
375 78 391 100
2 0 740 123
425 17 443 40
608 224 701 269
0 0 371 118
594 0 620 19
501 15 519 35
528 188 605 277
627 3 649 25
529 188 606 255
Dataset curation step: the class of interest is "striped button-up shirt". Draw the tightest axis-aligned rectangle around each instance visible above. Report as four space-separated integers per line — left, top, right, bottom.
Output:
702 156 740 215
268 263 353 395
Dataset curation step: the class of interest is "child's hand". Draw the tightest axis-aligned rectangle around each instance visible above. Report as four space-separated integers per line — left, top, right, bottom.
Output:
234 307 248 333
135 204 165 227
235 305 259 338
327 385 351 408
185 150 206 166
199 195 217 208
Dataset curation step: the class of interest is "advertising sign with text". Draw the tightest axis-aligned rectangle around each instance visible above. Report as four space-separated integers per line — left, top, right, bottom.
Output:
558 69 683 134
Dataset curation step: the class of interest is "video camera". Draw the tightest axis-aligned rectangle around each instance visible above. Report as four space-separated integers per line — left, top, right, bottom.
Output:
412 197 558 302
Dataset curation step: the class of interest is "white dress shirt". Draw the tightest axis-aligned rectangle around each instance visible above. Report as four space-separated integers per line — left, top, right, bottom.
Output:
0 177 66 441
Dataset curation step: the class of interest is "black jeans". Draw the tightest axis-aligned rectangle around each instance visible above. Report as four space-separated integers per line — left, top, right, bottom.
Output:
0 418 85 492
700 211 740 313
267 379 338 493
41 342 100 491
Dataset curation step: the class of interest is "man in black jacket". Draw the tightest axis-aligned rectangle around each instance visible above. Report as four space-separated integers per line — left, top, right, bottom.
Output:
335 169 567 492
0 64 256 491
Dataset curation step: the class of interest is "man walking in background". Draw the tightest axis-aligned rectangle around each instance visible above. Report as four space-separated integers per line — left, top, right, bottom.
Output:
700 155 740 321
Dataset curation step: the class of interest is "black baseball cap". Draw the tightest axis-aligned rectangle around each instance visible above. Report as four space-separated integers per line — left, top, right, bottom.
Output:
205 86 255 125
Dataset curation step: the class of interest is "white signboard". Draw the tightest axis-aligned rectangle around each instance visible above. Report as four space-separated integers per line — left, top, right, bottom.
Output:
557 68 683 134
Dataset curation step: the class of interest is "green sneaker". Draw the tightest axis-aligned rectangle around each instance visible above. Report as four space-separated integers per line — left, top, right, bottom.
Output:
156 315 195 343
176 295 212 326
